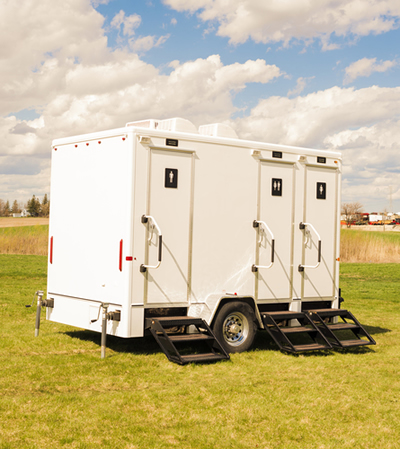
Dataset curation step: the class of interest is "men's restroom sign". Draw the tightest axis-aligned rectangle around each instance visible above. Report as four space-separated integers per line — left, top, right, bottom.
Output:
317 182 326 200
272 178 283 196
165 168 178 188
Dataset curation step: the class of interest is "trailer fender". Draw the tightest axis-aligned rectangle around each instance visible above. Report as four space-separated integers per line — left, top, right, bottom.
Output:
210 297 263 330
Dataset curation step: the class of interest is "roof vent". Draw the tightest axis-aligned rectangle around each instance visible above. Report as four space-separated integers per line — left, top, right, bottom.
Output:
126 119 160 129
126 117 198 134
199 123 238 139
157 118 198 134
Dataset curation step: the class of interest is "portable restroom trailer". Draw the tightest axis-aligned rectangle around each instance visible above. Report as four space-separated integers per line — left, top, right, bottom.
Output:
44 117 375 363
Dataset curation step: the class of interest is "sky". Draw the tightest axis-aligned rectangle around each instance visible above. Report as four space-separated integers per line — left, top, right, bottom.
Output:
1 0 400 212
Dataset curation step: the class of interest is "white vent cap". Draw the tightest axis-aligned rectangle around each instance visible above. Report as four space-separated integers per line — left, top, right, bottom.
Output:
126 119 160 129
126 117 198 134
199 123 238 139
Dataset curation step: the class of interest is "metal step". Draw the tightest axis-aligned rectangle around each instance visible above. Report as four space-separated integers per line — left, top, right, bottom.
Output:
340 339 372 347
168 333 214 342
309 309 376 349
180 353 229 363
146 316 230 365
264 311 306 321
261 311 332 353
292 343 331 351
282 326 319 334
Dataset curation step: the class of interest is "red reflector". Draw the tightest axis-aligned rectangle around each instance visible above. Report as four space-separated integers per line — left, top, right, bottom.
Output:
86 143 89 146
126 256 133 261
75 144 78 148
122 137 125 141
50 236 53 264
119 240 123 271
54 148 57 151
98 141 101 144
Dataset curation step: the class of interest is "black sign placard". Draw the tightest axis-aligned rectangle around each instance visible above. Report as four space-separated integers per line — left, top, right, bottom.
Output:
272 178 283 196
317 157 326 164
166 138 178 147
272 151 283 159
165 168 178 188
317 182 326 199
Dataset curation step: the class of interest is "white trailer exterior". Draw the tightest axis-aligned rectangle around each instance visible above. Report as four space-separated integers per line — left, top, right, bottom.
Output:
46 117 343 354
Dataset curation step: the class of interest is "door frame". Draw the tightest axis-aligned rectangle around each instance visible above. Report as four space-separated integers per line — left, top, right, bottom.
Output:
254 157 297 302
143 145 196 307
300 163 340 300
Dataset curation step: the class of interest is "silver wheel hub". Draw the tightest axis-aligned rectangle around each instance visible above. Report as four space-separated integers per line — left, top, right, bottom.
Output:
222 312 249 347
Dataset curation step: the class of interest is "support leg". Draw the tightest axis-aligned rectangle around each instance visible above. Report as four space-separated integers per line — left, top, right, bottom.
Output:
34 291 44 337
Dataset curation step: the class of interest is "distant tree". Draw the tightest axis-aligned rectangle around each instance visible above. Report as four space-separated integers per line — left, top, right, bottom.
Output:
27 195 41 217
1 200 11 217
12 200 20 214
40 194 50 217
341 202 363 228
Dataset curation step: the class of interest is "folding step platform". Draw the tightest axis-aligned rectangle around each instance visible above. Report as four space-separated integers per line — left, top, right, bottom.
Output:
309 309 376 349
261 311 332 353
145 316 230 365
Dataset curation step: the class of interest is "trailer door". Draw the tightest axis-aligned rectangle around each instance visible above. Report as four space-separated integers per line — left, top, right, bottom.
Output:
143 148 194 306
301 165 339 299
255 160 296 301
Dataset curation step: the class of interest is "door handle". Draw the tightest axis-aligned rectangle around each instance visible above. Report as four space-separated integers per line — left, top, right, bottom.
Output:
298 222 321 271
140 215 162 273
252 220 275 272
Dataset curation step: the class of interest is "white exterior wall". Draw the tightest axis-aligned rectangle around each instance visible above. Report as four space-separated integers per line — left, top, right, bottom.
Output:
46 122 342 338
47 129 136 337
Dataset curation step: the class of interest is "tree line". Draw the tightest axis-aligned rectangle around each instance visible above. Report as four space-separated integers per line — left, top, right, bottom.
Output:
0 195 50 217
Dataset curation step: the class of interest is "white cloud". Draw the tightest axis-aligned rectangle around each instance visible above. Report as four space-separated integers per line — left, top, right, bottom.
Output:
0 0 109 116
344 57 398 84
163 0 400 48
129 34 170 52
111 11 141 37
171 18 177 26
110 10 170 53
234 85 400 147
38 55 283 139
288 77 315 96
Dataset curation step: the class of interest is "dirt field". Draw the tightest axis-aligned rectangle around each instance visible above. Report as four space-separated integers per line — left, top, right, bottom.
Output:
0 217 49 228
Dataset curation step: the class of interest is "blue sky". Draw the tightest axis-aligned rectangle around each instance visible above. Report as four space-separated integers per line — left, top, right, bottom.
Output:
1 0 400 212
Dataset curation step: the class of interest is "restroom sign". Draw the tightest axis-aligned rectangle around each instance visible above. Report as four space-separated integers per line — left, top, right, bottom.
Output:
317 182 326 200
272 178 283 196
165 168 178 188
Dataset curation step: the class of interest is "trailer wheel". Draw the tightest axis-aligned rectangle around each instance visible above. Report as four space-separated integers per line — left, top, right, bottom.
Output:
213 301 257 353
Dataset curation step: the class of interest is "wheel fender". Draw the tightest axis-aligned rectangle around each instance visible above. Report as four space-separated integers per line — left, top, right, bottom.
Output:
210 296 263 329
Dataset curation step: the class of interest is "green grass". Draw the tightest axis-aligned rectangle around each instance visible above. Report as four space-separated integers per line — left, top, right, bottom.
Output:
1 255 400 448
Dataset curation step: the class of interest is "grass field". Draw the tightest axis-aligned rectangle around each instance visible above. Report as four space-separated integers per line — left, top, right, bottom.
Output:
2 225 400 264
0 225 49 256
341 228 400 263
0 255 399 448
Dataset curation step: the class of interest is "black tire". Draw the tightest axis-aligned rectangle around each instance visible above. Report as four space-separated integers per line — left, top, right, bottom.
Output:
212 301 257 353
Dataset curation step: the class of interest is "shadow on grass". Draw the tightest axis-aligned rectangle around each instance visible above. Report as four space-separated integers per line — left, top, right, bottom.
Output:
364 324 391 335
64 324 383 359
64 330 161 355
251 330 377 357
